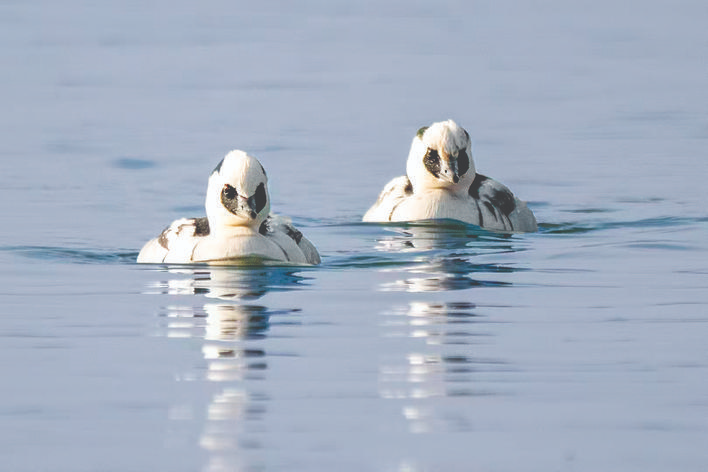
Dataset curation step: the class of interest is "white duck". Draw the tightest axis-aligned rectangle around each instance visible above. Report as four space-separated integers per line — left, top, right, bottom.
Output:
137 150 320 265
363 120 537 233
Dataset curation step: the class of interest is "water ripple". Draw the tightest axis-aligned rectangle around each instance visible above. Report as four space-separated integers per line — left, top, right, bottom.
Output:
4 214 703 270
143 266 310 300
540 215 707 235
0 246 138 264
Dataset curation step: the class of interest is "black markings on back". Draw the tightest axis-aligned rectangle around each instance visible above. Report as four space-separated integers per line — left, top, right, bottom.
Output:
259 219 269 235
469 174 516 216
491 188 516 216
157 217 210 250
423 148 441 178
404 179 413 195
258 216 296 261
416 126 429 139
468 174 489 199
457 149 470 177
284 224 303 244
474 200 484 227
258 216 301 244
193 217 210 236
254 183 267 213
158 225 171 249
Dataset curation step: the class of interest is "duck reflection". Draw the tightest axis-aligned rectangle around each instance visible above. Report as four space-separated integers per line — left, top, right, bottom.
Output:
382 301 486 347
145 265 305 471
379 301 510 434
200 386 269 472
380 257 514 292
161 300 280 470
375 222 513 253
161 303 300 382
373 224 520 292
145 265 309 300
196 301 292 471
163 303 275 342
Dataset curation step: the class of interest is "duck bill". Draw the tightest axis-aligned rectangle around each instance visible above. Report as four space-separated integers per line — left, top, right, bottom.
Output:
234 195 257 219
439 159 460 184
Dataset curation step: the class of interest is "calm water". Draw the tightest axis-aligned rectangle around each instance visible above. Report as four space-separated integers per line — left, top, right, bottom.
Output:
2 1 708 471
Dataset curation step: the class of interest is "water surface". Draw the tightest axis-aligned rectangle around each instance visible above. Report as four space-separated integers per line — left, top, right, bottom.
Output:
1 1 708 471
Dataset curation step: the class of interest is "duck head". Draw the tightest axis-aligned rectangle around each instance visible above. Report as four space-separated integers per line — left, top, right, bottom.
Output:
406 119 476 193
205 150 271 230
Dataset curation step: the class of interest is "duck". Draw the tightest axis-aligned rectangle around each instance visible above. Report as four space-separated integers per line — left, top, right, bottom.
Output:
137 150 320 265
363 120 537 233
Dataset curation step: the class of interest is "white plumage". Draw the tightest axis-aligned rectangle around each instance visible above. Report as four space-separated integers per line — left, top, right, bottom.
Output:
363 120 537 233
137 150 320 265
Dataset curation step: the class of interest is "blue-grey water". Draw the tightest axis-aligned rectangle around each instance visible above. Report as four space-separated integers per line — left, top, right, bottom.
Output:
2 1 708 471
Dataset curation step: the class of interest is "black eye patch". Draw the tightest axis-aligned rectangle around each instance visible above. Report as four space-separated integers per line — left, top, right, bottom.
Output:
220 184 241 215
457 149 470 177
253 182 267 213
222 184 237 200
423 148 441 178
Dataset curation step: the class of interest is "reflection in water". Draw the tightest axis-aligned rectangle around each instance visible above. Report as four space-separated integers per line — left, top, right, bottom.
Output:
380 301 511 434
145 265 309 300
380 257 514 292
163 301 289 471
374 224 522 292
161 303 297 382
374 222 513 253
200 386 269 472
382 301 484 345
147 265 305 472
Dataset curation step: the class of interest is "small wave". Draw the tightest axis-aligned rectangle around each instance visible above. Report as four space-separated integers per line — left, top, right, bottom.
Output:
540 216 706 235
325 254 419 270
0 246 138 264
539 223 596 235
9 214 695 268
321 220 525 270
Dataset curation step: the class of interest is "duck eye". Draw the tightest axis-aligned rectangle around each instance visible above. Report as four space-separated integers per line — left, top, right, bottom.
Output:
423 148 441 178
222 184 237 200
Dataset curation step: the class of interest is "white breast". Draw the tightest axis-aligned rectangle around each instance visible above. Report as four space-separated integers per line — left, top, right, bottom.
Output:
390 190 480 224
138 216 320 265
190 229 288 263
364 175 537 233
